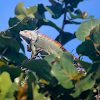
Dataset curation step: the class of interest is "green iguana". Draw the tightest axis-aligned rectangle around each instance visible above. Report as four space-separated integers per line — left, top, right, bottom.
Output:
19 29 76 59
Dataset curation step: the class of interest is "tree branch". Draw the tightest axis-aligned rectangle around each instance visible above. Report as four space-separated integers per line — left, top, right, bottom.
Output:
0 16 27 34
59 4 67 44
20 48 50 71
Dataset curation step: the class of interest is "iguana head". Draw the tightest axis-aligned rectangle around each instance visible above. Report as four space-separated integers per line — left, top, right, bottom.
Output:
19 30 38 52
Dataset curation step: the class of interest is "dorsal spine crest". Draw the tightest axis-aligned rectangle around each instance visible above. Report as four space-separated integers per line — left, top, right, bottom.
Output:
38 33 68 53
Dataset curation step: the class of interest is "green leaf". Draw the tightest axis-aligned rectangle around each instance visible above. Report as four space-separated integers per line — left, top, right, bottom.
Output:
0 61 5 67
3 29 12 37
59 52 74 63
9 16 30 31
43 4 63 19
0 65 22 81
67 6 74 12
0 35 11 45
51 58 78 89
34 84 50 99
89 24 100 45
34 91 50 100
18 73 26 86
0 72 12 100
38 3 63 19
87 62 100 80
16 15 30 24
93 62 100 80
68 8 82 19
27 71 38 100
44 54 58 64
23 59 52 82
15 53 28 65
34 11 45 19
55 32 76 45
28 13 35 18
27 71 38 86
70 0 84 8
5 29 25 53
65 20 81 25
74 9 82 15
27 19 37 30
84 88 94 100
74 9 94 19
0 58 7 65
44 52 74 65
36 18 64 32
76 40 100 61
26 6 37 15
10 39 20 52
75 19 100 41
71 73 95 98
15 14 26 20
84 15 94 20
88 24 100 52
5 83 18 99
59 0 83 8
77 60 92 71
3 50 19 63
15 2 27 15
0 42 5 50
38 4 47 15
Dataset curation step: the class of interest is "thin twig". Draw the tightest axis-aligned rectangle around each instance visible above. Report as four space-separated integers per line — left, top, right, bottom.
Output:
20 48 50 70
62 6 67 30
71 49 74 53
0 17 26 34
73 52 76 55
67 18 81 25
0 46 9 58
21 76 28 85
59 4 67 43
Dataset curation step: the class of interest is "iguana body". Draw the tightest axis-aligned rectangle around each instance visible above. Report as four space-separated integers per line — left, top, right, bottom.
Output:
19 30 69 55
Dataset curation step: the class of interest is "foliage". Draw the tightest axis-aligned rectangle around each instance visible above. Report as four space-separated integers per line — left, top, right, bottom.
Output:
0 0 100 100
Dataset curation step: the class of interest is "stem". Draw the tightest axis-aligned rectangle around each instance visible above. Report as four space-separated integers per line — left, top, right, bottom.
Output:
0 17 26 34
62 7 67 30
59 4 67 44
0 46 8 58
20 48 50 69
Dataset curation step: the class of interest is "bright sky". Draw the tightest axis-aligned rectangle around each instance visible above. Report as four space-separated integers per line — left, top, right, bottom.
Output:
0 0 100 63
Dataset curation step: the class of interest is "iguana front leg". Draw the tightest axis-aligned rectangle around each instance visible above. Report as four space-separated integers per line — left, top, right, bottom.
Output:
27 44 36 54
30 43 36 54
27 45 31 52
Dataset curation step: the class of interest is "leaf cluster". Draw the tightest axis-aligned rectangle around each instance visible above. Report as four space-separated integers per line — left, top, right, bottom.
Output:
0 0 99 100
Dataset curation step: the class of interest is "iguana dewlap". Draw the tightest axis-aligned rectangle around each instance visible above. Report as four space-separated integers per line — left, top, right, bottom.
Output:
19 30 76 58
